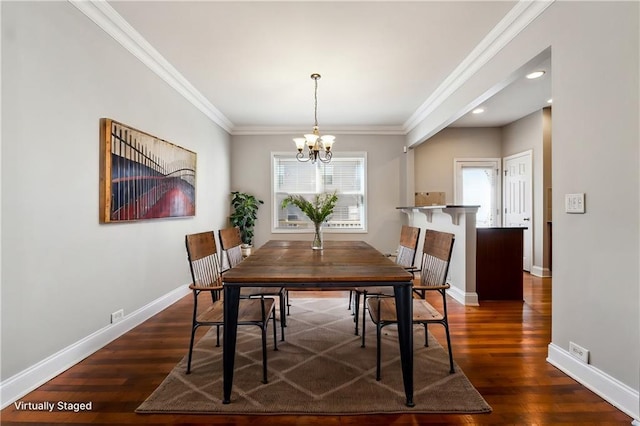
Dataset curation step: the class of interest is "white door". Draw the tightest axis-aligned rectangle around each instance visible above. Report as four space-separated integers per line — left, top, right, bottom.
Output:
454 159 501 227
503 151 532 271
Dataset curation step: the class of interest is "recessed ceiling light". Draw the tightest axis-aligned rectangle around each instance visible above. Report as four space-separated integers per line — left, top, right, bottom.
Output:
547 98 553 104
472 108 485 114
526 70 546 79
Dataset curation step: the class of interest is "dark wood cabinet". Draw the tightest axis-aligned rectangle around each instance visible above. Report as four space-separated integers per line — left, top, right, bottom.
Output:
476 227 524 301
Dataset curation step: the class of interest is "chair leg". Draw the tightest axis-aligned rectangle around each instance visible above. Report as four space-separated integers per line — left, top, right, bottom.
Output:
348 290 353 311
376 322 382 381
279 291 286 341
286 289 291 316
272 309 278 351
261 324 268 384
443 320 454 374
353 291 360 335
440 289 454 374
360 291 368 347
186 324 198 375
423 323 429 347
187 291 200 375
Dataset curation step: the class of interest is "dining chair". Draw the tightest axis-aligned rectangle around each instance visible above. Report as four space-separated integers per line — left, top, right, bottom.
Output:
366 229 456 381
218 227 287 341
352 225 420 347
185 231 278 383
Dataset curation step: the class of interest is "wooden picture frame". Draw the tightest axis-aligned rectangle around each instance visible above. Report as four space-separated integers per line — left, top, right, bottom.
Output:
99 118 196 223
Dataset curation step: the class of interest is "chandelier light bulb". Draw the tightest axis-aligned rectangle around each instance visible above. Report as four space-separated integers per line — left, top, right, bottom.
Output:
293 138 306 151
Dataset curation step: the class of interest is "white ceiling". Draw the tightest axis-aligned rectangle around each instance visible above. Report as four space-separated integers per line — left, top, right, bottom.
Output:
106 1 551 135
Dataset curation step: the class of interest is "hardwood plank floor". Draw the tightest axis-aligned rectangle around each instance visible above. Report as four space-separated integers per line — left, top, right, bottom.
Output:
1 274 633 425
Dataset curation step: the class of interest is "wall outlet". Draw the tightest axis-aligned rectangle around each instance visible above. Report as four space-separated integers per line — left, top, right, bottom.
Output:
110 309 124 324
569 341 589 363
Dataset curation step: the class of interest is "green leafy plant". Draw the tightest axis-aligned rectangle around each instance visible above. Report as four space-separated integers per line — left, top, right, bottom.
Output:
229 191 264 246
280 192 339 225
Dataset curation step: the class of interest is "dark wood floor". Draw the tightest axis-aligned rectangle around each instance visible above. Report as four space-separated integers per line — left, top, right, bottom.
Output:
1 274 633 425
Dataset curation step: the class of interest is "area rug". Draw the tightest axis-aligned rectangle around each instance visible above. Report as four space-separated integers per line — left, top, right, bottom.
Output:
136 298 491 415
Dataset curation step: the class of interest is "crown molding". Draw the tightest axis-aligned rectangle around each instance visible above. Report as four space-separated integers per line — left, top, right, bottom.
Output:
403 0 555 133
69 0 553 137
68 0 233 133
231 126 406 136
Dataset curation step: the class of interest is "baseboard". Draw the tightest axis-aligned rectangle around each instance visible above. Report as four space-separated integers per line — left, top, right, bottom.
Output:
448 284 479 306
547 343 639 422
0 285 190 409
530 265 552 277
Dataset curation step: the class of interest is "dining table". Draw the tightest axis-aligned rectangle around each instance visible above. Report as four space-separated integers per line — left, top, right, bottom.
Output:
221 240 416 407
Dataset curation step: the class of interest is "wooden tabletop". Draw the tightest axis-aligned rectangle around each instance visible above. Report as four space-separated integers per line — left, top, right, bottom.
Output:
222 240 414 286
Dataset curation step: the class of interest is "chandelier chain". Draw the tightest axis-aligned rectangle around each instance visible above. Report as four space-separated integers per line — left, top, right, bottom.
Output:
313 75 319 128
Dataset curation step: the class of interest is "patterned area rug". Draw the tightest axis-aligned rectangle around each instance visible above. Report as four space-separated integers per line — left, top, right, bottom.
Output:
136 298 491 415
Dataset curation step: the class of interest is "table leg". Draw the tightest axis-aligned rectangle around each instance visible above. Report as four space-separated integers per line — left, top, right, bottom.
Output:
223 286 240 404
394 283 414 407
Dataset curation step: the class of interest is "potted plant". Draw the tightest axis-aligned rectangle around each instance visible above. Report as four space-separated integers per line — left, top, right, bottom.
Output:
281 191 338 250
229 191 264 256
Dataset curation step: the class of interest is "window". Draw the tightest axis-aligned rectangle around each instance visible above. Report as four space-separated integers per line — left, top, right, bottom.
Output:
272 152 367 232
453 159 501 227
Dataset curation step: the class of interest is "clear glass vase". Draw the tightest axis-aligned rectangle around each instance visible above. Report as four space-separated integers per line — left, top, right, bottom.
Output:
312 222 323 250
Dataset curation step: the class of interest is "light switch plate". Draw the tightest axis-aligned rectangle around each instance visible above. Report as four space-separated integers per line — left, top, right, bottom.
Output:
565 193 585 213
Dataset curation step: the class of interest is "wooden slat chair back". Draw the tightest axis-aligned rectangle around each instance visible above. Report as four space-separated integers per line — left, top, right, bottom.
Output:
217 227 287 342
366 229 456 381
414 229 454 298
185 231 277 383
186 231 223 291
395 225 421 268
352 225 421 348
218 226 244 269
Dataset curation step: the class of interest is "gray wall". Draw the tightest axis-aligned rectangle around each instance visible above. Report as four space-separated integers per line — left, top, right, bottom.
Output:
230 134 406 254
1 2 231 380
409 1 639 393
414 127 502 205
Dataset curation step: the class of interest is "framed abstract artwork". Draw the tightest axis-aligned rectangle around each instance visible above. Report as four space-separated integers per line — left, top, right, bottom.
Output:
99 118 196 223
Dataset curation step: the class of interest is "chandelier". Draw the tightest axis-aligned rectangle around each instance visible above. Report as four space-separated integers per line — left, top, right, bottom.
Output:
293 73 335 163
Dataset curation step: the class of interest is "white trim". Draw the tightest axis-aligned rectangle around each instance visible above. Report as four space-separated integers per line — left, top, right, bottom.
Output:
68 0 233 133
0 285 190 409
530 265 552 277
447 284 479 307
232 126 405 136
547 343 640 422
403 0 555 133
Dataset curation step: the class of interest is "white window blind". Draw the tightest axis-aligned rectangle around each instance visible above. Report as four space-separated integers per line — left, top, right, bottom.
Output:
272 152 367 232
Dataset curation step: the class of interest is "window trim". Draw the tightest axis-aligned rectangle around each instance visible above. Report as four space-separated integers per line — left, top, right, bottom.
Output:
270 151 368 234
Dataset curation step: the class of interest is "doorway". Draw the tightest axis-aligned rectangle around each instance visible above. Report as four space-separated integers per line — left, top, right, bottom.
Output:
453 158 501 227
